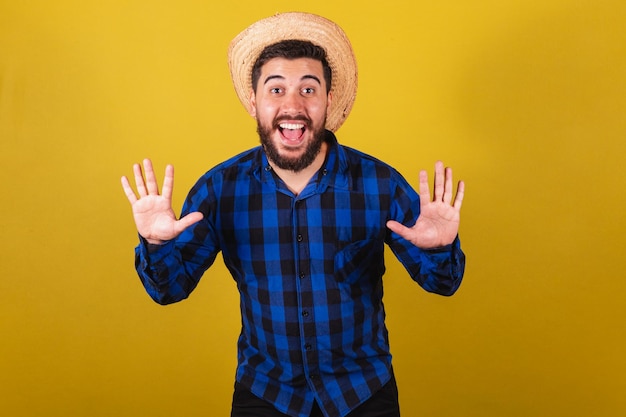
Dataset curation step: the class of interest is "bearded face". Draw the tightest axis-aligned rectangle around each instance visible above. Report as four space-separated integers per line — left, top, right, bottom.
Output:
249 57 332 173
256 114 326 173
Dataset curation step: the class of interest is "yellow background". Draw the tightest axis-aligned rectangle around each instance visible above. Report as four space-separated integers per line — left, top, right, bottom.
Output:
1 1 625 416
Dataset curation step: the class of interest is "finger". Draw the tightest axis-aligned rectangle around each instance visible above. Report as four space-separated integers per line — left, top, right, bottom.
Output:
143 159 160 195
433 161 445 202
418 169 430 207
386 220 413 241
453 180 465 210
176 211 204 232
161 164 174 201
443 166 453 205
133 163 148 197
120 176 138 204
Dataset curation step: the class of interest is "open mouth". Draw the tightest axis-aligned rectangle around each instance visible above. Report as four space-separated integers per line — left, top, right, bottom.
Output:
278 122 306 143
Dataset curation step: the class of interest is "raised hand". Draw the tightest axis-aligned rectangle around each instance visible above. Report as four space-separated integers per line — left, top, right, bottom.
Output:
121 159 203 245
386 161 464 249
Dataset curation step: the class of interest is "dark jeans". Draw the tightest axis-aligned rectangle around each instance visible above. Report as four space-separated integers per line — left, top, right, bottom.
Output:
231 375 400 417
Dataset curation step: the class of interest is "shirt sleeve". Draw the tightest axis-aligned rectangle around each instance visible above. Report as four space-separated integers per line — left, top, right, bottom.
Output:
134 175 221 305
385 171 465 296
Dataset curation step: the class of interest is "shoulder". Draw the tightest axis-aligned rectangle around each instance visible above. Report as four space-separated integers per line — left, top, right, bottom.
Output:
184 147 261 203
338 143 404 181
193 147 262 186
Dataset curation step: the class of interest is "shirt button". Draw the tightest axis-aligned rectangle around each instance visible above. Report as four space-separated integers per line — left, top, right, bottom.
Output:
305 343 312 351
297 234 303 242
299 272 306 279
302 310 309 317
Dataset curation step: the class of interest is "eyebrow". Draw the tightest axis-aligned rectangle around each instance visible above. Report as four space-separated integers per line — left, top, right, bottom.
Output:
263 74 322 85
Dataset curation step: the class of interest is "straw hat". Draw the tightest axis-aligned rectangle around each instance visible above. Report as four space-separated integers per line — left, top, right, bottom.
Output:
228 12 358 132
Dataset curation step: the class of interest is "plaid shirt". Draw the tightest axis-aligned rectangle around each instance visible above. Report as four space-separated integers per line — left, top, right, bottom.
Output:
135 131 465 417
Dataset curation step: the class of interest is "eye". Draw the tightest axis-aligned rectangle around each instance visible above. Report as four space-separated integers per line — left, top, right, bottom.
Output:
270 87 282 94
302 87 315 94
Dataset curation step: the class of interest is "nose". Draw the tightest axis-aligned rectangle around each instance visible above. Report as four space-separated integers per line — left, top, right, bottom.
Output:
280 90 305 115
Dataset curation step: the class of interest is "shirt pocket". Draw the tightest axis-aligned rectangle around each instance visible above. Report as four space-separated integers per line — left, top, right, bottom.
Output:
334 239 385 285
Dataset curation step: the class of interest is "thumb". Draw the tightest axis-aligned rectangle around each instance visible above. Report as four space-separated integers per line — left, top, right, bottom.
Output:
386 220 412 240
176 211 204 232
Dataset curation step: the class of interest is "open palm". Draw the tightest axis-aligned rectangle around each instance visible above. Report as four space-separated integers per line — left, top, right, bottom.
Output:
121 159 203 244
387 161 464 249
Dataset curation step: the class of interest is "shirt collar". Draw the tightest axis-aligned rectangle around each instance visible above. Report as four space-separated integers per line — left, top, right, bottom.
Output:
319 130 351 191
251 130 352 193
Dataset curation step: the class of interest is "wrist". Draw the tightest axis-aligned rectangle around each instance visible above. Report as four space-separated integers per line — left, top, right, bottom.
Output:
145 238 165 245
139 235 166 246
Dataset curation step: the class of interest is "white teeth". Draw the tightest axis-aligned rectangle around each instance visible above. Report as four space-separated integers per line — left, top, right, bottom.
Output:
279 123 304 130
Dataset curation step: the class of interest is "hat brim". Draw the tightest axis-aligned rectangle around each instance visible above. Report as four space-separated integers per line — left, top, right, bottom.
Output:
228 12 358 132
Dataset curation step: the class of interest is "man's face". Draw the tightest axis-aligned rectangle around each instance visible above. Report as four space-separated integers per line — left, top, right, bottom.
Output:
250 57 332 172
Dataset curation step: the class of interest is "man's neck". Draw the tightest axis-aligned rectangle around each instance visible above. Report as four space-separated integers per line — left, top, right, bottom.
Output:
269 142 328 196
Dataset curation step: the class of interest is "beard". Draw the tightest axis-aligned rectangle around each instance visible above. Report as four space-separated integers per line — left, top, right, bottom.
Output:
257 116 327 173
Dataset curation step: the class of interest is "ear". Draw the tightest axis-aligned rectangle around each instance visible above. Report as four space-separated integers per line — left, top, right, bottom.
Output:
248 90 257 118
327 91 333 111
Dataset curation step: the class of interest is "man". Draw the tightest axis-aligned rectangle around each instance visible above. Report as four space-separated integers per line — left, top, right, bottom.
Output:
121 12 465 417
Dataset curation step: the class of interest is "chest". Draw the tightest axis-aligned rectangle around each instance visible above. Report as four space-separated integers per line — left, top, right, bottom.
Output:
218 186 390 247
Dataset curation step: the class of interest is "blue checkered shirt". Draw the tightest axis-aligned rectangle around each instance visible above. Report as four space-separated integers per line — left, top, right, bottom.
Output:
135 131 465 417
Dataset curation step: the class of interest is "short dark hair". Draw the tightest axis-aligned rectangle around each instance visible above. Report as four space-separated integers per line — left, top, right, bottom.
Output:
251 40 332 94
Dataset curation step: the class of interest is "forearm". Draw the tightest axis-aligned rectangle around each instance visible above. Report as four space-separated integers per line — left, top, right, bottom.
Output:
135 236 217 304
392 236 465 296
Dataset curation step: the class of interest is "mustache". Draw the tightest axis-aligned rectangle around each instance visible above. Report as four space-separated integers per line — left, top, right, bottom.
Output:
272 115 311 128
